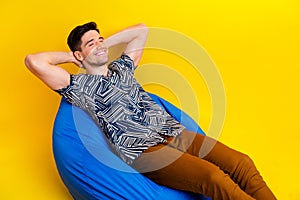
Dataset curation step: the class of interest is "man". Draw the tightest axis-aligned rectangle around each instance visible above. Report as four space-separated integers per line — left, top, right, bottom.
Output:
25 22 276 200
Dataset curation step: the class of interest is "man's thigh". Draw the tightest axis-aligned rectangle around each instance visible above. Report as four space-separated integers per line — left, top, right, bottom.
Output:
134 149 223 194
131 143 184 173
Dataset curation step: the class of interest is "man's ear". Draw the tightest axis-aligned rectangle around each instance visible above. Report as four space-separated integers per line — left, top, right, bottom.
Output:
73 51 84 62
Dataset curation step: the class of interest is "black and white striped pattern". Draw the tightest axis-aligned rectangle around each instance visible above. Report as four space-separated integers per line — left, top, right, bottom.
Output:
56 54 185 164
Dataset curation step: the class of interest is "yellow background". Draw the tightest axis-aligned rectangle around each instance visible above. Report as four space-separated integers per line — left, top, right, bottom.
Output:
1 0 299 199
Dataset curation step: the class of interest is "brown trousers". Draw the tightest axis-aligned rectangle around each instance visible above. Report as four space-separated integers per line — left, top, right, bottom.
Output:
131 130 276 200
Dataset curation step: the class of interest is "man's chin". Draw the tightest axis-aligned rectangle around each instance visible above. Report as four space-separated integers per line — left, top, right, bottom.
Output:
94 58 109 66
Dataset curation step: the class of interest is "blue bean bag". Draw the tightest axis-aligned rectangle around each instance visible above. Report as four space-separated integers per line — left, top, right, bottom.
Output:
53 93 211 200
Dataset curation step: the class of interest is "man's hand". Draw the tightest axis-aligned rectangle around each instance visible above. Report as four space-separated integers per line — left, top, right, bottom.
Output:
69 51 83 68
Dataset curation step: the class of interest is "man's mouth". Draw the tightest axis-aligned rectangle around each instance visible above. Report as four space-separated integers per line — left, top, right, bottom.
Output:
94 49 107 56
95 51 105 56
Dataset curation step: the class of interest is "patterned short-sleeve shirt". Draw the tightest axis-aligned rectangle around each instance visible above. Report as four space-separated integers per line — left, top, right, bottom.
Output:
55 54 185 164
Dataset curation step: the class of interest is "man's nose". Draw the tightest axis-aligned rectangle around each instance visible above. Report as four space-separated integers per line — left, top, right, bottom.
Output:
96 42 104 49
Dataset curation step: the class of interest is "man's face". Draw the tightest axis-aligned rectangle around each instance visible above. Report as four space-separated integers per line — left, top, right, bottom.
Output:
75 30 109 67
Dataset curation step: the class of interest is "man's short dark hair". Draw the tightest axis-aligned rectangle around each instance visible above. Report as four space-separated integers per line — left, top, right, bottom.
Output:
67 22 100 52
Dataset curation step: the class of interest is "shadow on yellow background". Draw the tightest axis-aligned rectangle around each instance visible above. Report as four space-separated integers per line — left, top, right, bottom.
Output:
1 0 299 199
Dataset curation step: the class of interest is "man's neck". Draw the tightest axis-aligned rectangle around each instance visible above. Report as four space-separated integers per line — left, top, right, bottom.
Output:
86 64 108 76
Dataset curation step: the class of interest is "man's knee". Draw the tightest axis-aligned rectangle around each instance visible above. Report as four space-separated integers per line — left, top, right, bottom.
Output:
202 165 230 185
239 153 255 168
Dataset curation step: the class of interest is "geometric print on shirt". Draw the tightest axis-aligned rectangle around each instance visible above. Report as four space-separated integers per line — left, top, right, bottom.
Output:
55 54 185 164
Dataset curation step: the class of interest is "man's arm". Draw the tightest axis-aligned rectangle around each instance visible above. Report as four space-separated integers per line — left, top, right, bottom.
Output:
104 23 148 66
24 52 79 90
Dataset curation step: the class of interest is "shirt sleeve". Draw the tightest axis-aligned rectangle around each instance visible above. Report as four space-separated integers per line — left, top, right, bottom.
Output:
107 53 137 76
110 53 136 72
53 74 82 106
120 53 137 72
54 74 73 95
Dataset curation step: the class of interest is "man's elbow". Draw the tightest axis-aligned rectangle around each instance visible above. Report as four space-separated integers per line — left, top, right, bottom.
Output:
137 23 148 34
138 23 147 28
24 54 34 70
24 54 40 73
